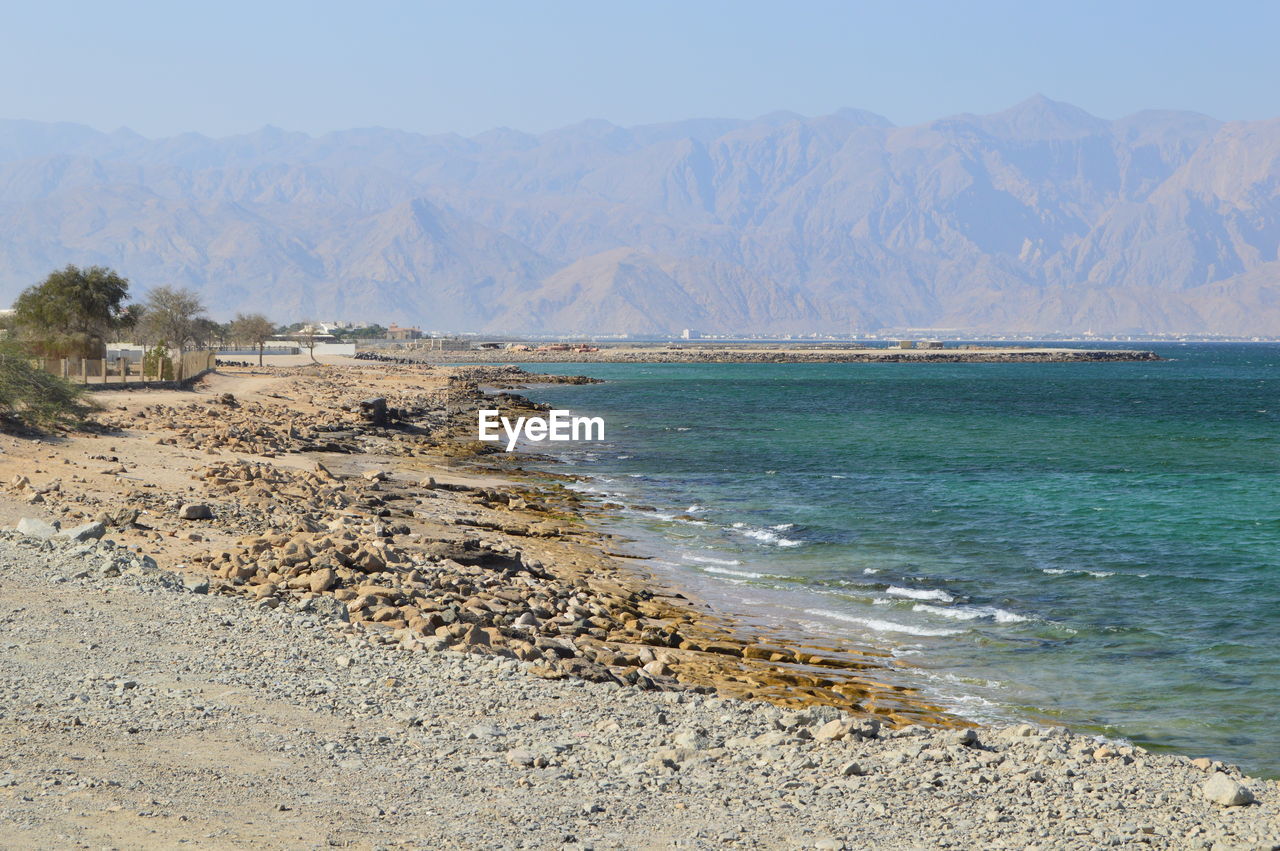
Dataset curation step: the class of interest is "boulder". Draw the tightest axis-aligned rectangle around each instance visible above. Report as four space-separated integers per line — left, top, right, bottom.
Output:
309 567 337 593
1203 772 1254 807
16 517 59 539
58 521 106 543
815 718 856 742
179 503 214 520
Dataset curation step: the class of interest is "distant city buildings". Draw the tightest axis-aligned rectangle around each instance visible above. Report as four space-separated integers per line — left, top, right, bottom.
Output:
681 328 700 340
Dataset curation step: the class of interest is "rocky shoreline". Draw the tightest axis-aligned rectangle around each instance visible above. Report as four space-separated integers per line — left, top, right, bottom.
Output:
0 360 1275 848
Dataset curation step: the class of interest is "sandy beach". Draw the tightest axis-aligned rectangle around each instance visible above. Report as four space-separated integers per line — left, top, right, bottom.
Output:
0 359 1276 849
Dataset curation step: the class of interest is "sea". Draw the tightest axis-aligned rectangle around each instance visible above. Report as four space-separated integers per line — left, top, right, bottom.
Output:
509 343 1280 777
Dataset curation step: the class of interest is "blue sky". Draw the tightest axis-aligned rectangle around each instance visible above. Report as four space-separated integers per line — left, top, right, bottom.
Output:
2 0 1276 137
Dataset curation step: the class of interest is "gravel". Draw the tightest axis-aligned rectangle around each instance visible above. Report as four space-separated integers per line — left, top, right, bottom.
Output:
1 534 1278 849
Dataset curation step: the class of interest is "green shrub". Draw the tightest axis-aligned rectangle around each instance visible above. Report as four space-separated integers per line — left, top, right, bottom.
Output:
0 341 92 430
143 343 174 380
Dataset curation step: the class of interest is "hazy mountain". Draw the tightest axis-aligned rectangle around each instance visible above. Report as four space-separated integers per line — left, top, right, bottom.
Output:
0 96 1277 334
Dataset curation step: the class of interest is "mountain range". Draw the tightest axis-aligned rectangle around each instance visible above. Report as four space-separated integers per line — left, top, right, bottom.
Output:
1 96 1278 335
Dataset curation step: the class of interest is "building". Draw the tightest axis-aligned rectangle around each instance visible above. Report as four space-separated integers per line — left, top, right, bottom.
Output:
681 328 700 340
920 340 945 349
387 323 424 341
896 339 917 349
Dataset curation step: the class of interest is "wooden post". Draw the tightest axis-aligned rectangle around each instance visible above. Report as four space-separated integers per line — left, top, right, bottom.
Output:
100 359 107 383
60 358 69 379
79 358 87 383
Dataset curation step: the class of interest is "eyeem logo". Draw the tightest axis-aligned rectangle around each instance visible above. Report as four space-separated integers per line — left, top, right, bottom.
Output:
478 409 605 452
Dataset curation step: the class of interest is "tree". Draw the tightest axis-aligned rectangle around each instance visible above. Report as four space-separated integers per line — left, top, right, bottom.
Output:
191 317 229 349
230 313 275 366
299 321 318 363
13 265 136 357
140 286 206 353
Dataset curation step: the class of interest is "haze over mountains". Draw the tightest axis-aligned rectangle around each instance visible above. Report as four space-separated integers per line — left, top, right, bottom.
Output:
1 96 1277 335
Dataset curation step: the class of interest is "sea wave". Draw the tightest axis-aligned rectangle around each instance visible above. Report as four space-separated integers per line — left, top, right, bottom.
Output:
885 585 955 603
683 554 742 566
731 522 803 547
914 603 1030 624
702 565 769 579
804 608 963 637
1042 567 1116 578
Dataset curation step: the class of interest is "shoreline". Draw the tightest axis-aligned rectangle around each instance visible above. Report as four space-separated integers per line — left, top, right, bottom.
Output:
1 360 1277 846
404 346 1162 365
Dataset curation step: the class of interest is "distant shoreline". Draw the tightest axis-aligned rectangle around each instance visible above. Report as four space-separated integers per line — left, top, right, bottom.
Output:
413 346 1162 364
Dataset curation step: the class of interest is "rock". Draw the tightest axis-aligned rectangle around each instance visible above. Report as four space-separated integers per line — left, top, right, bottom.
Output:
1203 772 1254 807
58 521 105 543
1190 757 1213 771
300 595 349 622
513 612 540 629
672 730 710 750
954 728 979 747
362 469 388 482
458 624 490 648
815 718 855 742
16 517 59 539
505 748 537 767
309 567 337 593
182 575 210 594
839 761 866 777
178 503 214 520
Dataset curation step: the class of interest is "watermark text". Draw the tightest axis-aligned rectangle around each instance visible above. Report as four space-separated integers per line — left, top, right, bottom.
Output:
478 409 605 451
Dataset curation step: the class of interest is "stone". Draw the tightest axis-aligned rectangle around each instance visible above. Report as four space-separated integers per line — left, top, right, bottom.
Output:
814 718 855 742
505 748 537 767
954 728 979 747
362 469 388 482
458 624 491 648
178 503 214 520
839 761 866 777
182 575 210 594
309 567 337 593
672 730 710 750
1190 757 1213 771
1203 772 1254 807
300 595 349 622
16 517 59 539
641 660 670 677
57 521 105 542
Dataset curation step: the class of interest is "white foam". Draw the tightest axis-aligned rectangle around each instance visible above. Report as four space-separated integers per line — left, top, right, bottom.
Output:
804 609 962 637
735 524 803 547
914 603 1031 624
886 585 955 603
703 565 767 579
1042 567 1115 579
683 554 742 567
863 567 881 575
913 603 983 621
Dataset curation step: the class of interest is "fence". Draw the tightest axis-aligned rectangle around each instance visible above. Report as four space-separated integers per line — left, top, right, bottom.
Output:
41 349 217 386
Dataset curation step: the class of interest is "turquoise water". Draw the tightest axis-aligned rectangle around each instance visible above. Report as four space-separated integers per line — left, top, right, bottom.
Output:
514 345 1280 776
